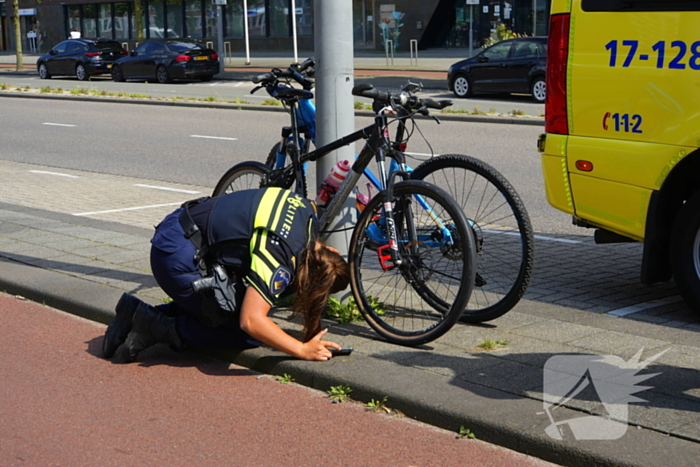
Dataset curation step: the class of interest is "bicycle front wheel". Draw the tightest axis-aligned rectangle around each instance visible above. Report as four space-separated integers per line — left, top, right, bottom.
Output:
212 161 271 197
348 180 476 346
411 154 535 323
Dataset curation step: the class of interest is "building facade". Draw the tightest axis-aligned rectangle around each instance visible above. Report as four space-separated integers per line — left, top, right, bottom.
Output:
0 0 549 54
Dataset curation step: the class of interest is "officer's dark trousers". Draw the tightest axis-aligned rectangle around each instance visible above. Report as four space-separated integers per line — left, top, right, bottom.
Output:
149 208 260 349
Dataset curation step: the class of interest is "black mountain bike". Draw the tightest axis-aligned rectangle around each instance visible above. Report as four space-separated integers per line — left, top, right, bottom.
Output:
215 60 535 324
215 80 477 346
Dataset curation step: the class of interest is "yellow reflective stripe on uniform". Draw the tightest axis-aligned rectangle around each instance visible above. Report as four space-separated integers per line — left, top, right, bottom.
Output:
254 188 286 233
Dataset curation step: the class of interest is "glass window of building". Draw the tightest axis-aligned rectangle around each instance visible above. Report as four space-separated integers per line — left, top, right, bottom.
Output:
247 0 266 37
167 3 184 38
295 0 312 36
225 0 244 37
83 4 97 38
148 1 165 38
185 0 204 37
114 3 130 40
205 1 218 37
68 6 81 35
268 0 288 37
99 4 113 39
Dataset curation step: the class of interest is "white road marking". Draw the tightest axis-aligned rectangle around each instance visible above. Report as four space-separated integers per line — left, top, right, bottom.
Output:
73 202 184 216
134 184 200 194
480 229 582 244
29 170 79 178
606 295 685 317
43 123 76 127
190 134 238 141
533 234 582 244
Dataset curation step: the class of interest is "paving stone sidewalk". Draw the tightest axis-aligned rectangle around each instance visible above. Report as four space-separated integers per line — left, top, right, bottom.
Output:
0 159 698 466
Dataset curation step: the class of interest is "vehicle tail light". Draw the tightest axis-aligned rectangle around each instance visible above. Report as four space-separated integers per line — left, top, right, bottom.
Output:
120 50 128 55
175 54 191 62
210 52 219 60
545 13 570 135
86 52 101 57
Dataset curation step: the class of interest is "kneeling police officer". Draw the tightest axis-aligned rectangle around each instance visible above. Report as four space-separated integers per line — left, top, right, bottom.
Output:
102 187 350 362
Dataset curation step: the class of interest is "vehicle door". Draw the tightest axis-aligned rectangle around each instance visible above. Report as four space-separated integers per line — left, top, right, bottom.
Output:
44 41 69 75
469 40 513 92
62 41 88 75
144 41 167 78
121 42 151 78
505 40 542 93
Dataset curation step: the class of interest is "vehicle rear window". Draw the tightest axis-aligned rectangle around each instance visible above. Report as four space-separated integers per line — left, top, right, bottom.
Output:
582 0 700 11
167 41 203 51
94 42 124 52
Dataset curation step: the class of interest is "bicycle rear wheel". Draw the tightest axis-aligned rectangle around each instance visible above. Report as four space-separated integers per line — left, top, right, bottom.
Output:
348 180 476 346
212 161 271 197
411 154 535 323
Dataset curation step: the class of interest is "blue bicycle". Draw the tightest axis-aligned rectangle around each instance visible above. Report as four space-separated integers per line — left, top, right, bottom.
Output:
214 59 534 325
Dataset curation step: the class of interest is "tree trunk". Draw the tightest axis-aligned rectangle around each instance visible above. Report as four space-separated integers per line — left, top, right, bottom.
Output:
13 0 23 71
134 0 144 43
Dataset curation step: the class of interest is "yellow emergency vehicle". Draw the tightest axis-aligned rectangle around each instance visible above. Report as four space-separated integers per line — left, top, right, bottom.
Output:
538 0 700 311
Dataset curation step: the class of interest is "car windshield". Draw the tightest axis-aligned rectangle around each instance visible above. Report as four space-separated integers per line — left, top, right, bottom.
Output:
94 42 123 52
167 41 203 51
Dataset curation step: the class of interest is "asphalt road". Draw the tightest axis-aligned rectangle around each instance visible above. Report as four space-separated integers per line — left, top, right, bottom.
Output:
0 96 574 236
0 74 546 117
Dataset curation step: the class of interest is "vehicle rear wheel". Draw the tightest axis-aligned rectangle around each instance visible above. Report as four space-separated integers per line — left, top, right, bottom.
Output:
156 66 171 84
38 63 51 79
111 65 125 82
670 190 700 312
530 76 546 103
452 74 473 98
76 64 89 81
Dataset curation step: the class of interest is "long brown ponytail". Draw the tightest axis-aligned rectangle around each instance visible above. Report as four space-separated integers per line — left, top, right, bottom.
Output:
292 239 350 342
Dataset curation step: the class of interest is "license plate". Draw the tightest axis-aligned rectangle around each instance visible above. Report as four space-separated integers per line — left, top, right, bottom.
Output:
194 56 208 61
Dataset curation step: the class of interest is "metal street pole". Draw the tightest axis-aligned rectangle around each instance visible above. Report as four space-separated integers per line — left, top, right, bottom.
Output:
291 0 298 63
217 4 224 74
243 0 251 65
314 0 355 261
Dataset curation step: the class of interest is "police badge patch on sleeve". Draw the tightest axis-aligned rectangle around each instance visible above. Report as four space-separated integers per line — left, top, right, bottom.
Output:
270 267 292 295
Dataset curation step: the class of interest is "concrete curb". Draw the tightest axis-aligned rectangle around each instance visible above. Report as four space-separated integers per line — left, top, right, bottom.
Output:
0 256 695 467
0 91 544 126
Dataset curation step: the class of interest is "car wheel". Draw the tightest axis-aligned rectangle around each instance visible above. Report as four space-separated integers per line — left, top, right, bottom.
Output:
530 76 546 103
671 190 700 312
452 74 473 98
111 65 125 82
76 64 89 81
38 63 51 79
156 66 171 84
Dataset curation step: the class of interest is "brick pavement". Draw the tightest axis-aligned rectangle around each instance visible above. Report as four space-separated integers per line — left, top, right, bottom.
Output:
0 158 699 466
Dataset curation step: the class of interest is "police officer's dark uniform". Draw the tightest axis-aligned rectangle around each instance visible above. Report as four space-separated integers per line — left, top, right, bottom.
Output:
102 187 318 360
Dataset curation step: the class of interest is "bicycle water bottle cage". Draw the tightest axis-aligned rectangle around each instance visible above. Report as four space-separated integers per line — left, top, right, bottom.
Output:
376 244 397 271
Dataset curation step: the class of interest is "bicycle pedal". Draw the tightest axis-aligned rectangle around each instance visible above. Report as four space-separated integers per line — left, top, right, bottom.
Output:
376 244 397 271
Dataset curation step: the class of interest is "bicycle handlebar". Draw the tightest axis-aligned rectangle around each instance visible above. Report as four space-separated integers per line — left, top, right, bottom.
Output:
251 61 315 90
352 84 453 114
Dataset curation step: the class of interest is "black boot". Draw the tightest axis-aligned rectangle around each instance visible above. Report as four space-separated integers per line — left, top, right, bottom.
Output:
102 293 143 359
123 302 183 363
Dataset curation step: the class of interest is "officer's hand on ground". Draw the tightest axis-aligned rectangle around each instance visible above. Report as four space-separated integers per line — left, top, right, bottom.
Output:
300 328 340 361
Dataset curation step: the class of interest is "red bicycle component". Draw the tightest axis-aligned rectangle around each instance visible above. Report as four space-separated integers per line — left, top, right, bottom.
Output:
376 244 397 271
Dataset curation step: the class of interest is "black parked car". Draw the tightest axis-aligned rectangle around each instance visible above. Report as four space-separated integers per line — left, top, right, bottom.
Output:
37 39 127 81
111 39 219 83
447 37 547 103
